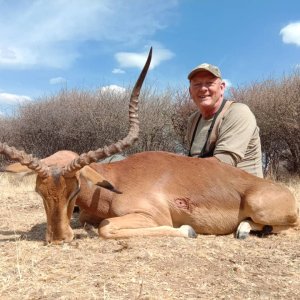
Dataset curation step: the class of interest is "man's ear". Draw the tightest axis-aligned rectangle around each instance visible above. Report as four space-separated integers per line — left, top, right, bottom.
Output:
79 166 121 194
221 80 226 89
220 81 226 96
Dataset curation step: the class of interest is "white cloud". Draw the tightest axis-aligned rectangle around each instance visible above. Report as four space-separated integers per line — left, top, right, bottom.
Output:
49 77 67 85
100 85 126 94
280 22 300 46
115 46 174 70
112 68 125 74
0 1 178 69
0 93 32 105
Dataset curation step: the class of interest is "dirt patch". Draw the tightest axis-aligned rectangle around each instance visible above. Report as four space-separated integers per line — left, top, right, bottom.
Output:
0 173 299 299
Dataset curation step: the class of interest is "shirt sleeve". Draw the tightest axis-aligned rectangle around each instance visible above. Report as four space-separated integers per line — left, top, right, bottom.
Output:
213 103 257 166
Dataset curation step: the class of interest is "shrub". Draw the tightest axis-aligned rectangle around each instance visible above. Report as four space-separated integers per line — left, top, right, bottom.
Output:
230 72 300 178
0 86 182 162
1 72 299 179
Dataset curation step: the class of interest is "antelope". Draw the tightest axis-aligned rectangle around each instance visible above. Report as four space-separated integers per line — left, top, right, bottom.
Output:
1 48 299 244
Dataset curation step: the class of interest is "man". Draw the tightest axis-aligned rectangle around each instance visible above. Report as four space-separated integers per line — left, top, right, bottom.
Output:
186 63 263 178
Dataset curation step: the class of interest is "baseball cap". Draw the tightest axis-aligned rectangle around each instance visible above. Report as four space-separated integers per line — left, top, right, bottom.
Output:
188 63 222 80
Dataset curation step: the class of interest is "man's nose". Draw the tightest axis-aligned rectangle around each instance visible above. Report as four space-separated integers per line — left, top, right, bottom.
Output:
198 84 208 91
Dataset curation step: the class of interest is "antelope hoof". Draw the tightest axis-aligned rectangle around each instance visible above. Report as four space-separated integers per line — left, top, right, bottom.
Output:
236 221 251 239
179 225 197 238
262 225 273 234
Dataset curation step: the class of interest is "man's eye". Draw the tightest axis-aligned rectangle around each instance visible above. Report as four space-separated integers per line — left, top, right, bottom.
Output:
193 82 214 88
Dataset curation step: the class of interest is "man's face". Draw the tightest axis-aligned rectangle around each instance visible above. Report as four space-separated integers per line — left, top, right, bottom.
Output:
189 71 225 112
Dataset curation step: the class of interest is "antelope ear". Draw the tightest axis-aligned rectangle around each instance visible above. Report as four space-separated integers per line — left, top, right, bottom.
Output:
79 166 121 194
3 162 34 176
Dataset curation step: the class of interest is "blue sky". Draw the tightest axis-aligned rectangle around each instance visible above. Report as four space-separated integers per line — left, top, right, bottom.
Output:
0 0 300 115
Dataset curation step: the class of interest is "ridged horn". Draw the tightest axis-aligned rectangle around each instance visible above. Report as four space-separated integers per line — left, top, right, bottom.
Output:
0 142 50 178
62 47 152 177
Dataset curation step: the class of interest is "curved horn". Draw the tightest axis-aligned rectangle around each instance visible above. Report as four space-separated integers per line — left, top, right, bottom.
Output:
62 47 152 177
0 143 50 178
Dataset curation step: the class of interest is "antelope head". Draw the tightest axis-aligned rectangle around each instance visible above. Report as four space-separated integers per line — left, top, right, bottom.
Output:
0 48 152 244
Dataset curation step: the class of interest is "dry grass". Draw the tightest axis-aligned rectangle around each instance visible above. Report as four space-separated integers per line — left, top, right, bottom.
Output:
0 172 299 300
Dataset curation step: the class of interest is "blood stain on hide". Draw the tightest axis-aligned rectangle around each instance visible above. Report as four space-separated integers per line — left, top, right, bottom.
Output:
174 197 192 211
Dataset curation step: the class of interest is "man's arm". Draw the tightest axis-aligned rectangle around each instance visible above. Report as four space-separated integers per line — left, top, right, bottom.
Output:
213 103 258 166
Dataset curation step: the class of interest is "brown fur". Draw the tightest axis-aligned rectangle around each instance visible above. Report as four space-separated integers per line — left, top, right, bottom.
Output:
76 151 298 239
3 150 298 243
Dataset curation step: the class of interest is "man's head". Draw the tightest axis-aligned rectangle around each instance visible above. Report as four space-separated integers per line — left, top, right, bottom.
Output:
188 63 225 118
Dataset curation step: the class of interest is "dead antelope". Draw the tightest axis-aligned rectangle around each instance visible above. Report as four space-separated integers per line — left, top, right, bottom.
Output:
1 47 299 244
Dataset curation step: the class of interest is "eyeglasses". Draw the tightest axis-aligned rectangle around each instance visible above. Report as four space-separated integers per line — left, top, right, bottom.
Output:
190 81 220 90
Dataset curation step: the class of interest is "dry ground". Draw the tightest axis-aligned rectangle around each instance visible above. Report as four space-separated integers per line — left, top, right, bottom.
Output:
0 173 299 300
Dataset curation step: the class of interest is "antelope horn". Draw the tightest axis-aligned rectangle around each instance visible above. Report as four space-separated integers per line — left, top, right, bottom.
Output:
0 142 50 178
62 47 152 177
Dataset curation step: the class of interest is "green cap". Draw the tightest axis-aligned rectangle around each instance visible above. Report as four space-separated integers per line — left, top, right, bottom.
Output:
188 63 222 80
